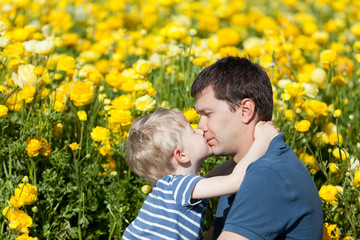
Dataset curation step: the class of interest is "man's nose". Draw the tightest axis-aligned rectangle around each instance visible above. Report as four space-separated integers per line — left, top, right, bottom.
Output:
197 117 208 132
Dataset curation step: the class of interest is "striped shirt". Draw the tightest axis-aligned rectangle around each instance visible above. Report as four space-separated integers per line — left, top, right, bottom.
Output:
122 174 207 240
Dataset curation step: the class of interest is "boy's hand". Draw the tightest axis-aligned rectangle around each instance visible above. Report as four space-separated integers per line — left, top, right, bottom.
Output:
254 121 280 144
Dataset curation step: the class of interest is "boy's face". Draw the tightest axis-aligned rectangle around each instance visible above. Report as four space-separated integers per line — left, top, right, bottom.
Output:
182 123 212 163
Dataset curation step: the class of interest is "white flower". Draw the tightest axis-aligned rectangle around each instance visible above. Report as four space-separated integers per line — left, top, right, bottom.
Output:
277 79 293 89
34 40 56 55
135 95 156 111
12 64 38 89
303 83 319 98
0 37 9 48
0 21 6 36
23 40 38 52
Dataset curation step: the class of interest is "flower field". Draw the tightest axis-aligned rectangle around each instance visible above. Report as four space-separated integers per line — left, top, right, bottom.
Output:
0 0 360 239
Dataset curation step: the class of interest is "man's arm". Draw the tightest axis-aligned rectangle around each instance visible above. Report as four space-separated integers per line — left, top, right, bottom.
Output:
218 231 249 240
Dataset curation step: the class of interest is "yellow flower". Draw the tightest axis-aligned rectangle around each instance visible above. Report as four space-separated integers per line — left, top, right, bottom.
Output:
244 45 261 58
4 90 23 112
20 85 36 103
183 108 199 123
323 223 340 240
355 54 360 63
99 140 112 156
216 28 241 47
320 49 337 65
218 46 242 58
306 99 328 118
133 59 152 76
284 109 294 121
0 85 7 93
284 82 305 98
311 132 329 145
91 126 111 142
299 153 319 172
77 111 87 121
12 64 38 89
135 95 156 112
3 42 25 59
141 185 152 194
54 123 63 137
69 142 80 151
57 55 76 75
2 206 33 234
108 109 133 133
188 28 197 36
33 66 43 76
8 58 28 72
15 234 35 240
9 183 38 208
85 69 103 85
26 138 42 157
333 109 341 118
353 170 360 187
319 185 339 203
0 104 8 117
331 75 348 88
332 147 349 160
62 33 78 46
350 22 360 37
52 82 72 112
39 138 52 157
69 81 94 107
105 71 125 89
111 95 134 110
328 133 343 145
328 163 339 174
193 56 210 67
294 120 311 132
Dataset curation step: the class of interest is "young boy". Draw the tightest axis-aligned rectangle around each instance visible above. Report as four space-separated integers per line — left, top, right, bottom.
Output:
122 108 279 240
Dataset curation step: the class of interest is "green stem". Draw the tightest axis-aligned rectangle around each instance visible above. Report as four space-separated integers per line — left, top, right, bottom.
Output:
0 207 10 235
74 121 85 240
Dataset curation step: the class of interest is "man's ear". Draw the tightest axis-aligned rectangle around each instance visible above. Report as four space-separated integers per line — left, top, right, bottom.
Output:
173 149 190 164
239 98 256 124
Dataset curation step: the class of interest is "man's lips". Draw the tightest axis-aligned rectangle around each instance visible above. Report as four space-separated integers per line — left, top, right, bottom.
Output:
206 137 215 145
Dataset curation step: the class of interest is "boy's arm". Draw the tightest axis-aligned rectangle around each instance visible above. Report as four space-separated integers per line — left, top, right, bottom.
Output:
192 121 279 199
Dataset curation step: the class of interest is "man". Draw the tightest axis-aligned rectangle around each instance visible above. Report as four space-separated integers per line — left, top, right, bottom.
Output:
191 57 323 240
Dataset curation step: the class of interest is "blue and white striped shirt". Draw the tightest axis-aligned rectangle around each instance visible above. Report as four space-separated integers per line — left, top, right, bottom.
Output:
122 174 207 240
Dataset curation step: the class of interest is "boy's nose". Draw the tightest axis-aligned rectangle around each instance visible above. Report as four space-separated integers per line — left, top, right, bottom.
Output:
194 128 204 136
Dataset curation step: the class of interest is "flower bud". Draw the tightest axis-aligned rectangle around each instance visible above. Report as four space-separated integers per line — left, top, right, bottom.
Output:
141 185 152 194
22 176 29 184
32 206 38 213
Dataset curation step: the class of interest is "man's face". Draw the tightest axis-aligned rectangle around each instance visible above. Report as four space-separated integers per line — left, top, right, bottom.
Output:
195 86 245 158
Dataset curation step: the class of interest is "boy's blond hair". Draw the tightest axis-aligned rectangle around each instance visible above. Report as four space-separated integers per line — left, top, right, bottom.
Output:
126 108 189 185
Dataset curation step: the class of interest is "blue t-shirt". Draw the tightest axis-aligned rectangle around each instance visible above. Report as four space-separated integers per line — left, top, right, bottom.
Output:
214 134 323 239
122 174 207 240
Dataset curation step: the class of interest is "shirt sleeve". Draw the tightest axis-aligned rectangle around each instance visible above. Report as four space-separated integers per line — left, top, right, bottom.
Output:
223 167 292 240
171 174 204 207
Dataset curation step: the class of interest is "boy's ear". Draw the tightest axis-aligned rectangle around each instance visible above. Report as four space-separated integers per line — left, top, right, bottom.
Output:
239 98 256 124
173 149 190 164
